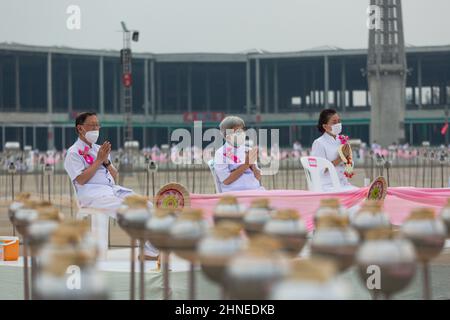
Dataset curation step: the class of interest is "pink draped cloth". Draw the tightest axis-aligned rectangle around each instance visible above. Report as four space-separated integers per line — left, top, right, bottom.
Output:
190 187 450 231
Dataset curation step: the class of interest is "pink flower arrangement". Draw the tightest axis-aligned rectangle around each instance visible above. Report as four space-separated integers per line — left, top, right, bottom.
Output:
338 134 349 145
224 147 240 163
338 135 354 178
344 167 355 179
78 146 94 165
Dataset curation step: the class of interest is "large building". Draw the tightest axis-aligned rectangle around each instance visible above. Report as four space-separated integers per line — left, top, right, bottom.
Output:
0 42 449 151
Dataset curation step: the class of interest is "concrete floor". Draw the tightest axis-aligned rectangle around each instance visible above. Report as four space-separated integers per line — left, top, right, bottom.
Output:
1 246 449 300
1 169 450 300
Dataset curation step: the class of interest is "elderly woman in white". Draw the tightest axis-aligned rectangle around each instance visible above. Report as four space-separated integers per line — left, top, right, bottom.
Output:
311 109 356 192
213 116 264 192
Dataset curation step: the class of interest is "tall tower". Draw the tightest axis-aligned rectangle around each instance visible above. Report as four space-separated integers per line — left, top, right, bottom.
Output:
367 0 407 146
120 21 139 145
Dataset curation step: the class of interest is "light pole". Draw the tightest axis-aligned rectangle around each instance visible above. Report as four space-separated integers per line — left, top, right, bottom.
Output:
120 21 139 146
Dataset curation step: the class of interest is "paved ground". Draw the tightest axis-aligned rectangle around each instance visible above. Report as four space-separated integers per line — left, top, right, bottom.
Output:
1 169 449 300
1 247 449 300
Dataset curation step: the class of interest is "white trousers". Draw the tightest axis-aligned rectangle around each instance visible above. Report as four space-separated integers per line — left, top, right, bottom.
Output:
79 187 159 258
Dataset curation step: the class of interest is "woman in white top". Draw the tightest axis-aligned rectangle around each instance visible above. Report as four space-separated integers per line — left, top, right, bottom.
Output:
311 109 356 192
213 116 264 192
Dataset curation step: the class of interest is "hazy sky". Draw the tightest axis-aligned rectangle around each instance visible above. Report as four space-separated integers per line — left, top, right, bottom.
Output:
1 0 449 53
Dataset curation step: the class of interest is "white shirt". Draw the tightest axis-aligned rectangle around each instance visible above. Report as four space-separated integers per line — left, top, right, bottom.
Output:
64 138 133 206
293 142 303 152
213 142 264 193
311 133 355 192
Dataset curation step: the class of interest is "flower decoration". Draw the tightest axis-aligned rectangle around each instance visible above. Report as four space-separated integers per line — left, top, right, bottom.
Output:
224 147 240 163
344 165 355 178
338 135 349 145
337 135 354 179
78 146 94 165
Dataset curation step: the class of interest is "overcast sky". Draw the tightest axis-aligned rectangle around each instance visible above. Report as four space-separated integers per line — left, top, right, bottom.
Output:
1 0 449 53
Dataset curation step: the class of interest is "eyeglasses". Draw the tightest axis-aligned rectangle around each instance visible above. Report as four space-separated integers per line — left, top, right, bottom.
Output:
84 122 101 129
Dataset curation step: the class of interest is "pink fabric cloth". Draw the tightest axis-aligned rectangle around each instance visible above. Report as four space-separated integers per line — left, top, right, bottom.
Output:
190 187 450 231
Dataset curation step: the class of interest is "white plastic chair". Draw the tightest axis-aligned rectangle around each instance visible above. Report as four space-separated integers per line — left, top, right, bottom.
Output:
300 156 342 192
207 159 222 193
70 181 111 260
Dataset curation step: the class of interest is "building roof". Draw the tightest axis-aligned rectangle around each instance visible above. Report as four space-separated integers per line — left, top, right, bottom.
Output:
1 42 450 62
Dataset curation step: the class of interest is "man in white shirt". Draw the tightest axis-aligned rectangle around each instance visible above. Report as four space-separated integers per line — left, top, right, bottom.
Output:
64 111 159 260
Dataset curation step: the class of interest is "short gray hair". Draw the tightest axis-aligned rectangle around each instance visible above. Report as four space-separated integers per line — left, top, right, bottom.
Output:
219 116 245 137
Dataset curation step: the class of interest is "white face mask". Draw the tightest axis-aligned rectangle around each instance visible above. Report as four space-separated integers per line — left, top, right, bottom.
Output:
330 123 342 136
84 130 99 144
229 131 246 147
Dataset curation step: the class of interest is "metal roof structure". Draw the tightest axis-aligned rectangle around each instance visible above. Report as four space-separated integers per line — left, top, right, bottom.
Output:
1 42 450 62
